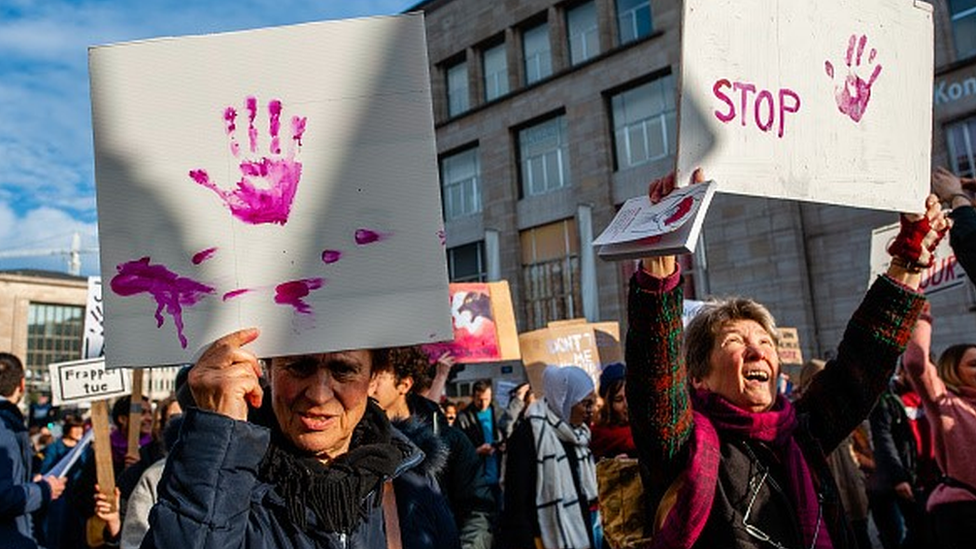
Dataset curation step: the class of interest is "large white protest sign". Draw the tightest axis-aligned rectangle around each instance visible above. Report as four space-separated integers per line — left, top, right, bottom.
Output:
90 15 451 367
869 222 966 295
676 0 933 212
49 358 132 406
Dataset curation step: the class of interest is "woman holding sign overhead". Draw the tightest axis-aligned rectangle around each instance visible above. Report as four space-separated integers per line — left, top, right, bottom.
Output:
625 169 948 549
143 335 459 549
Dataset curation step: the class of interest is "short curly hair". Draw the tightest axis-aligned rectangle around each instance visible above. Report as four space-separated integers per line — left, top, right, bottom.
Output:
375 346 433 392
684 297 779 381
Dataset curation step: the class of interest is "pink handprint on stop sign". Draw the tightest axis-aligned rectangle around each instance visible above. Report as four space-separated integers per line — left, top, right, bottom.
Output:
824 35 882 123
189 97 308 225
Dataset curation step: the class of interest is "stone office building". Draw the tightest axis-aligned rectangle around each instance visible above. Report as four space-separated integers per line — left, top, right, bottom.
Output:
409 0 975 385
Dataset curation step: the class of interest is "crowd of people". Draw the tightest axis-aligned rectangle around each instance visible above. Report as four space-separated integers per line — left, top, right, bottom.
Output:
1 168 974 549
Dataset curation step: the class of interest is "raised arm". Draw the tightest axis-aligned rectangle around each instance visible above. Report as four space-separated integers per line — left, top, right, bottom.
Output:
797 196 945 451
144 329 268 549
902 306 945 407
932 167 976 280
625 170 701 495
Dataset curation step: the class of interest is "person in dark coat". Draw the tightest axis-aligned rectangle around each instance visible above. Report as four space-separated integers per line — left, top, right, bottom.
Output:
370 345 495 549
454 379 505 517
626 171 946 549
143 329 459 549
0 352 65 549
931 167 976 278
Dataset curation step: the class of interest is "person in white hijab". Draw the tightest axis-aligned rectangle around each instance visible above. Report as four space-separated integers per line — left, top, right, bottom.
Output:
501 366 599 549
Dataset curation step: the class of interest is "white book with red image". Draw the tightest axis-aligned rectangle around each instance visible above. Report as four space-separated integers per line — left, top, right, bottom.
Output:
593 180 717 260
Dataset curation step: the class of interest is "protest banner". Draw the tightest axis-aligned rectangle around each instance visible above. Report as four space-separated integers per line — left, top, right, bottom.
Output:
869 222 965 295
421 281 520 363
519 320 622 397
777 327 804 366
90 14 450 368
83 276 104 359
676 0 933 212
48 357 131 407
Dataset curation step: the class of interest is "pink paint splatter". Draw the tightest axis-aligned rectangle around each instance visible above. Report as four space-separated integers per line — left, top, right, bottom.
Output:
355 228 389 245
189 96 306 226
274 278 325 315
222 288 252 301
321 250 342 264
436 229 446 246
824 34 882 123
110 257 215 348
191 247 218 265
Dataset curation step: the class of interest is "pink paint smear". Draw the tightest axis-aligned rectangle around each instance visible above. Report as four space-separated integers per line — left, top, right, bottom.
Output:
321 250 342 264
110 257 215 349
355 228 390 245
191 247 218 265
274 278 325 315
190 96 308 226
222 288 253 301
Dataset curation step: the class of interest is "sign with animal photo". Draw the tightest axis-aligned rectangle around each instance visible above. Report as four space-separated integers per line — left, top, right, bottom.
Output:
421 281 520 363
676 0 933 212
90 14 451 368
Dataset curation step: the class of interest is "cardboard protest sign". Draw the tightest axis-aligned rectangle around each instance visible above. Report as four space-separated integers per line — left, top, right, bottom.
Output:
48 357 132 406
90 14 451 367
777 327 804 365
421 281 520 363
676 0 933 212
869 222 965 295
83 276 104 359
519 320 622 397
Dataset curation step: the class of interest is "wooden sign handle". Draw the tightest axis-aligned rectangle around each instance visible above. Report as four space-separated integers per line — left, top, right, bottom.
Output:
127 369 144 462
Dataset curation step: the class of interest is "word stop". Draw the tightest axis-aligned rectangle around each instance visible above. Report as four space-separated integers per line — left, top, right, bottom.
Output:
713 79 801 138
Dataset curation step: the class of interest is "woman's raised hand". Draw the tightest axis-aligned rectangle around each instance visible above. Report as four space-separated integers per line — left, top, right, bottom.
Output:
641 168 705 277
189 328 263 421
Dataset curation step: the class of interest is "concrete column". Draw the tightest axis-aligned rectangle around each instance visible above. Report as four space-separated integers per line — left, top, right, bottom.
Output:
577 204 600 321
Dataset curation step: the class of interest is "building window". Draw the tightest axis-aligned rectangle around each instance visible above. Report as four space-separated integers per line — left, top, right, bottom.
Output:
446 60 469 117
448 241 487 282
519 115 571 197
521 219 581 330
950 0 976 59
616 0 652 45
947 114 976 178
26 303 84 388
483 43 509 101
611 73 677 170
441 147 482 220
567 2 600 65
523 23 553 85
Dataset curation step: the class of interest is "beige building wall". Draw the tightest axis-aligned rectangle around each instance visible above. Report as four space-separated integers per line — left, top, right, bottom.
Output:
415 0 976 380
0 272 88 362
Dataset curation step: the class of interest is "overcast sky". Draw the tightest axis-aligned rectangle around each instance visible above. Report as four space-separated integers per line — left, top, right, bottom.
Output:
0 0 418 276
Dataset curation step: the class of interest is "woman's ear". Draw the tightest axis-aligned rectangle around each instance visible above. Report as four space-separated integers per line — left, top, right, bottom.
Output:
691 377 709 391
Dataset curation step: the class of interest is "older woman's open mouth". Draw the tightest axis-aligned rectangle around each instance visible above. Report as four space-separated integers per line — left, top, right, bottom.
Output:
299 413 337 430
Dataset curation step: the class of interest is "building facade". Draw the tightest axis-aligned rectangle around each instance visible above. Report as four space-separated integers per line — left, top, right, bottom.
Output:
412 0 976 380
0 270 180 402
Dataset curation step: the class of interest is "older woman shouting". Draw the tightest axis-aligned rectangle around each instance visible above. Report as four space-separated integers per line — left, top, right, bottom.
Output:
143 329 459 549
627 171 948 549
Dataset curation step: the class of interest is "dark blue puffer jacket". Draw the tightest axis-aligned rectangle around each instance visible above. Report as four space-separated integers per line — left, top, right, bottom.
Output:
0 399 51 549
141 406 459 549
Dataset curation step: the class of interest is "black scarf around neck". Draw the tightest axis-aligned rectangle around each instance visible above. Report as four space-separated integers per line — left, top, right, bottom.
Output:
256 400 407 534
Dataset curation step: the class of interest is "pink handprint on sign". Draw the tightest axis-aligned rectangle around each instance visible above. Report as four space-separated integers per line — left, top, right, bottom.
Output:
824 35 882 123
189 96 308 225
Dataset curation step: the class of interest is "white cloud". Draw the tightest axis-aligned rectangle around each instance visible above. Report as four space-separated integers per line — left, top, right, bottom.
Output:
0 202 100 276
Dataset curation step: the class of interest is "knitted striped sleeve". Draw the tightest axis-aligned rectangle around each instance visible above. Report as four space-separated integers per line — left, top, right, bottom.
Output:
624 269 694 480
796 274 926 454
